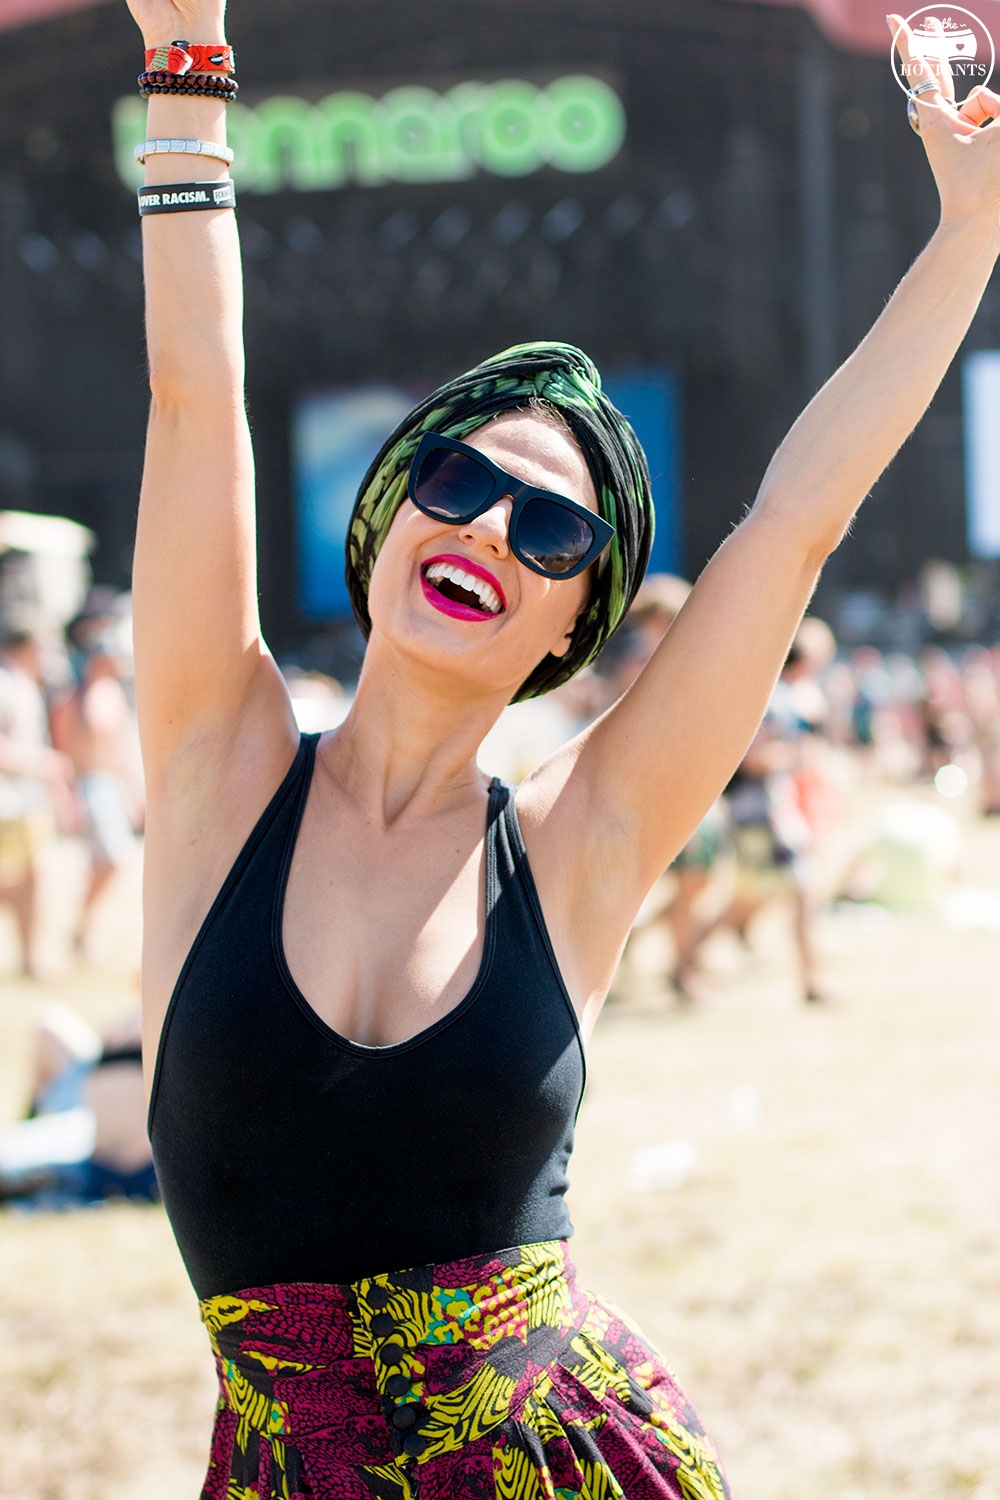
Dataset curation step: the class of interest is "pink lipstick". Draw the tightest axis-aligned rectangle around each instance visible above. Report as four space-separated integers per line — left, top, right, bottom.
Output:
420 554 506 623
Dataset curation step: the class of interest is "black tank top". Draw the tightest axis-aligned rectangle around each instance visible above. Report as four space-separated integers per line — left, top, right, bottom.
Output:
148 733 587 1299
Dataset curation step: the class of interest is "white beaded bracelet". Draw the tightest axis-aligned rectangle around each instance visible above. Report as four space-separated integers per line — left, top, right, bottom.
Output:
134 138 235 166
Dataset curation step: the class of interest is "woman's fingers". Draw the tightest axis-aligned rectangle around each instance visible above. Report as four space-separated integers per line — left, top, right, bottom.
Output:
959 85 1000 128
888 12 957 105
920 17 958 103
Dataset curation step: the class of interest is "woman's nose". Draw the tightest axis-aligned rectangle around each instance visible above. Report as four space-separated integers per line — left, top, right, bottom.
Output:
457 497 512 554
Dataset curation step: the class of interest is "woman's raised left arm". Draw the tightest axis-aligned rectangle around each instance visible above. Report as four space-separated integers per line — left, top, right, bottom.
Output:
531 20 1000 955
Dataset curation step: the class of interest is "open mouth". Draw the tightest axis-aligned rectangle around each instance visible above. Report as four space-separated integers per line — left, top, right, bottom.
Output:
421 558 505 620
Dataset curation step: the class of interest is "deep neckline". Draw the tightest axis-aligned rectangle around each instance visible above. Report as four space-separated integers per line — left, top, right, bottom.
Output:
271 737 503 1057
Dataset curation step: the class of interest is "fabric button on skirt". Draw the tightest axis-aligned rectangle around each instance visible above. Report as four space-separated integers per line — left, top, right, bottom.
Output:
198 1240 731 1500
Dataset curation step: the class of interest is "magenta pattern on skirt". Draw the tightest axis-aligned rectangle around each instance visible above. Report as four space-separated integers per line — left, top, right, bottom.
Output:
197 1240 731 1500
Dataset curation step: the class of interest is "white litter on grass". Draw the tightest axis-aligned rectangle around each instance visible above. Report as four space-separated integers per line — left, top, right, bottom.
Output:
628 1140 698 1192
831 901 895 927
855 800 962 910
877 800 962 858
942 886 1000 933
725 1085 761 1130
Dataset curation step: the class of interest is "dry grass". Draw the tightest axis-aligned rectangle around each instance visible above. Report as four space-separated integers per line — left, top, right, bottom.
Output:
2 815 1000 1499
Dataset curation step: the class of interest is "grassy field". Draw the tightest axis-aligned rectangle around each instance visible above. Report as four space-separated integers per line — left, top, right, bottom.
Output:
1 812 999 1500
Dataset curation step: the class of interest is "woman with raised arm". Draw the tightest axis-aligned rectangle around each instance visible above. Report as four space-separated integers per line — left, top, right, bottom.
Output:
126 0 1000 1491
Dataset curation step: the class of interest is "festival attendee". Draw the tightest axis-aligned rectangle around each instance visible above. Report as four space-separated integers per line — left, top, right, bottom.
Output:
0 615 74 978
963 647 1000 813
701 625 837 1004
919 645 971 775
51 595 143 956
125 0 1000 1491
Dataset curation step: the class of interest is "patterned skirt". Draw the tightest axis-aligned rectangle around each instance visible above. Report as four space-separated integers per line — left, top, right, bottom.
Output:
199 1240 731 1500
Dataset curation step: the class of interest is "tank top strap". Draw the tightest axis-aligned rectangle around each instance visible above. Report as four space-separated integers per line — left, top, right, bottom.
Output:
271 730 321 917
488 776 543 914
489 778 584 1059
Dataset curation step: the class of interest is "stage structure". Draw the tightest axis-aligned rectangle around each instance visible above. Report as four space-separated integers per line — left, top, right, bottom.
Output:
2 0 998 658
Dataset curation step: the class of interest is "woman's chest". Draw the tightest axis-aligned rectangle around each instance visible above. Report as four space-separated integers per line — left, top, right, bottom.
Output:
282 809 490 1048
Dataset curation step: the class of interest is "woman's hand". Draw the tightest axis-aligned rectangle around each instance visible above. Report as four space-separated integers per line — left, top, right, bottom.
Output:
124 0 226 48
889 13 1000 227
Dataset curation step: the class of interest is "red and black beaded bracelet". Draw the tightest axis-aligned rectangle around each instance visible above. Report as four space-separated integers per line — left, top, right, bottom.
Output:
138 70 239 99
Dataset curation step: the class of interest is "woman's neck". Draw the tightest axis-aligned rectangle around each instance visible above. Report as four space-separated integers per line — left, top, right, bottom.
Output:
326 644 511 827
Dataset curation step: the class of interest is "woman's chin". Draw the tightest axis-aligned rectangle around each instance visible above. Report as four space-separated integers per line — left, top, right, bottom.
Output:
370 611 527 701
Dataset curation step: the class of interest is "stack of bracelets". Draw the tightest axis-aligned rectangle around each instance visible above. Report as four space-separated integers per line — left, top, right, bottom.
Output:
135 41 240 216
138 40 238 100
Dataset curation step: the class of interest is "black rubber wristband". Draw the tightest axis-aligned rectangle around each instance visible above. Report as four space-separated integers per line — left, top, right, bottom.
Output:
137 180 237 215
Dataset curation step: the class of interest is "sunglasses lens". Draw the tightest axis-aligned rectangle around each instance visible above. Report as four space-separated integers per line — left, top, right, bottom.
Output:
517 498 595 575
413 448 494 521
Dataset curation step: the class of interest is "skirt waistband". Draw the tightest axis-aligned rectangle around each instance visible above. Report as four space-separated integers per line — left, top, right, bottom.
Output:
199 1241 585 1468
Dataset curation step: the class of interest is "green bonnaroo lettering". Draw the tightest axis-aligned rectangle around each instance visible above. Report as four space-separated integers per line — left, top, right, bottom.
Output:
114 74 626 194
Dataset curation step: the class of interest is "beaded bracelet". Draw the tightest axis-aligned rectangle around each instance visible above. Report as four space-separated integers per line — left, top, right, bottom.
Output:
139 71 239 100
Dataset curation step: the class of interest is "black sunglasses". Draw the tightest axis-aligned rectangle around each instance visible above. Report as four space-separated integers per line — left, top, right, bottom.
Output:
407 432 615 580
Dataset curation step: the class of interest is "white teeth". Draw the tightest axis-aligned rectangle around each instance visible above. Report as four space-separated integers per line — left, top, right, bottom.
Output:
424 561 503 615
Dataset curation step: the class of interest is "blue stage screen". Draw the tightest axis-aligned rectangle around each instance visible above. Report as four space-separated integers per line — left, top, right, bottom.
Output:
602 369 683 577
293 386 415 619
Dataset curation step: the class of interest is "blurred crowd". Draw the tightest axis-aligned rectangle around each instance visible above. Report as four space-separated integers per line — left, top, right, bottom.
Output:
627 583 1000 1000
483 575 1000 1004
6 569 1000 1210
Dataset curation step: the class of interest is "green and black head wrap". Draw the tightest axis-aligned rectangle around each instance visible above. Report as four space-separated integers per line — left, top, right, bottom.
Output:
345 340 654 701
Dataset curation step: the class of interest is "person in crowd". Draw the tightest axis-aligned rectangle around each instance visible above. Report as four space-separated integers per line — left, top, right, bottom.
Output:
615 577 728 1000
848 645 890 754
613 574 694 688
849 646 929 781
962 646 1000 813
708 623 837 1003
50 594 143 956
0 1002 155 1205
124 0 1000 1492
0 614 74 978
918 646 971 775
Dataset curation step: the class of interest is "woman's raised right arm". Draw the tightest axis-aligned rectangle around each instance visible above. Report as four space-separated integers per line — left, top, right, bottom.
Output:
126 0 294 788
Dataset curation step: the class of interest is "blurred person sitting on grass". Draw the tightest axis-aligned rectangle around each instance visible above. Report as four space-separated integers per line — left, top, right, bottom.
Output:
0 1002 156 1206
0 613 75 979
124 0 1000 1493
